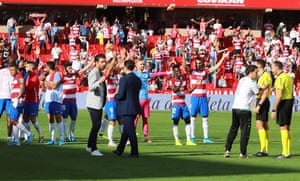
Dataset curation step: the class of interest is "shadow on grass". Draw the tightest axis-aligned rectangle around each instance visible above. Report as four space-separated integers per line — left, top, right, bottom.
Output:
1 140 300 181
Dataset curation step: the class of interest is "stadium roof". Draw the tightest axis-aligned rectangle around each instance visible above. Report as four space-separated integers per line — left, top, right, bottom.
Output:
1 0 300 10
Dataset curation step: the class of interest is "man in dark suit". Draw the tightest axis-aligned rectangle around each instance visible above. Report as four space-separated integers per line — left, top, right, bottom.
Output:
113 60 142 157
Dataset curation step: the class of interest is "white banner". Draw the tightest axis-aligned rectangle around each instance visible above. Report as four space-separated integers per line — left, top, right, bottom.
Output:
76 93 300 112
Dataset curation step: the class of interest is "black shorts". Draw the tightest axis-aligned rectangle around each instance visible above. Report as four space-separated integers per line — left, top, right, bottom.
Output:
256 98 270 122
277 99 294 126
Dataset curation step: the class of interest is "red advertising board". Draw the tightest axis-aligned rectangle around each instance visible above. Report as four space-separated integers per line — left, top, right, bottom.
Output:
1 0 300 10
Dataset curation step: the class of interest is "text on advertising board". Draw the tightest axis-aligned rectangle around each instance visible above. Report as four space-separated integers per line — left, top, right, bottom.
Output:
197 0 245 7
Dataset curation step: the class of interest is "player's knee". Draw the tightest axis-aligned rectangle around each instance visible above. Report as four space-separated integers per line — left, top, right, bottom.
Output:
184 118 190 124
109 121 116 126
173 119 179 125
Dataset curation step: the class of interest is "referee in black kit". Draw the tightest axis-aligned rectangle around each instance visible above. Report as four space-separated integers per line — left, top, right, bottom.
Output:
271 61 294 159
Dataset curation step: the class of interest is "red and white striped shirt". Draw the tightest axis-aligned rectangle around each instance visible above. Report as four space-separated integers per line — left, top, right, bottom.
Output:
72 25 80 38
189 28 197 39
106 73 119 101
62 73 78 101
129 46 140 58
175 38 183 49
233 39 242 50
103 27 110 39
169 77 187 105
127 30 135 43
162 50 169 60
233 58 244 73
200 22 206 33
69 49 79 62
153 51 162 62
11 72 24 103
193 37 201 49
282 49 290 59
190 69 209 97
68 34 76 47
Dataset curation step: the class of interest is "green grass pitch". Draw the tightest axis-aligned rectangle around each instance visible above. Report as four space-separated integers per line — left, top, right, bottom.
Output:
0 110 300 181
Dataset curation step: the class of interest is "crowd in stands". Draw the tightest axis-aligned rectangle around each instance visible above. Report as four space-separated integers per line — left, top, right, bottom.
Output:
2 14 300 93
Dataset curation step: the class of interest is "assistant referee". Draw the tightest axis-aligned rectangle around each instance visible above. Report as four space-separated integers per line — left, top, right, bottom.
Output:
271 61 294 159
254 59 273 157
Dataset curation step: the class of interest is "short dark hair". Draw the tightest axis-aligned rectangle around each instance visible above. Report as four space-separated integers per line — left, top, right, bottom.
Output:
246 64 257 75
46 61 56 71
255 59 266 68
26 61 36 68
64 62 72 69
172 64 180 70
8 61 17 68
94 54 106 63
7 57 17 66
8 58 17 68
272 61 283 70
124 59 135 71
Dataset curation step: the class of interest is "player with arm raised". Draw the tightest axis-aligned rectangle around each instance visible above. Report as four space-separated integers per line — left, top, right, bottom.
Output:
61 57 96 142
190 17 215 36
184 51 229 143
134 58 170 143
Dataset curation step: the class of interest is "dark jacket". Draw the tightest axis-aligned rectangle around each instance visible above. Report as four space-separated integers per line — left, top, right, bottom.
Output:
115 72 142 116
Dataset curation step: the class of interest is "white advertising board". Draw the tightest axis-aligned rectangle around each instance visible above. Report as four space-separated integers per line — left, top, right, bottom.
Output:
76 93 300 112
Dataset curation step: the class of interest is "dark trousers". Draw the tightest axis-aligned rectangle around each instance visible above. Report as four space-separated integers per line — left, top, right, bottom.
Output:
87 108 103 151
225 109 252 155
117 115 138 156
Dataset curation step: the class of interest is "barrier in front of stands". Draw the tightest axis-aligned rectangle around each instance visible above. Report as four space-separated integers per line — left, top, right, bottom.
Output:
75 92 300 112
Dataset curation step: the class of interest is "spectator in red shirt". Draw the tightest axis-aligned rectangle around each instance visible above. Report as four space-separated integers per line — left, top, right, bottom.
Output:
170 24 179 44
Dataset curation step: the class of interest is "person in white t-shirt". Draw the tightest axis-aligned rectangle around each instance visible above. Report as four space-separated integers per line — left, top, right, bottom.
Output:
213 18 222 31
51 42 62 63
289 27 297 47
224 65 260 158
72 54 83 73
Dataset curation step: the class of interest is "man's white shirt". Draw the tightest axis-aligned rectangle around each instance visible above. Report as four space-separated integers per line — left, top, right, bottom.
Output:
232 76 259 110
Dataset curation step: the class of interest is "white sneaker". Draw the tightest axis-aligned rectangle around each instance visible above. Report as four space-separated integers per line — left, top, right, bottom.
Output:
224 150 230 158
108 141 117 147
91 150 104 156
86 147 92 153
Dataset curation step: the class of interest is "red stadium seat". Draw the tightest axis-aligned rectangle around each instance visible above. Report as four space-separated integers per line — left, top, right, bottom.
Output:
225 73 233 80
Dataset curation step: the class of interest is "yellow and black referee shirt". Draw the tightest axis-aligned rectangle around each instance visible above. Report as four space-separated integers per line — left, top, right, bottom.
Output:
256 71 273 99
274 72 293 100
